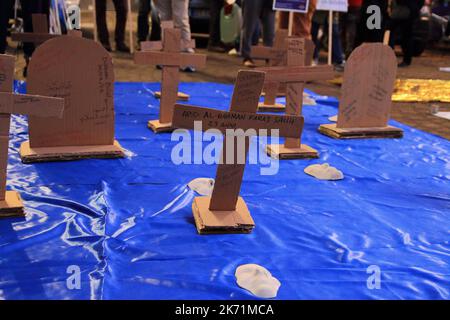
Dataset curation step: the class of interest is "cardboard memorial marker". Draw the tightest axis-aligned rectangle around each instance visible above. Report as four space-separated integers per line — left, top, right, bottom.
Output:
134 24 207 133
0 55 64 216
140 21 196 101
19 35 125 163
11 14 60 45
260 38 334 159
318 43 403 139
171 70 304 234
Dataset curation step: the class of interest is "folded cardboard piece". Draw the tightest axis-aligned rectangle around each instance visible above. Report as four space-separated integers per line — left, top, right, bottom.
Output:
134 22 207 133
11 14 58 44
319 43 403 139
172 70 304 234
20 35 125 163
0 54 64 217
260 38 334 159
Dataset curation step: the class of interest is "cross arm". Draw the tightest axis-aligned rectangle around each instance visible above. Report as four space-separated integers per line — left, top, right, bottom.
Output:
0 92 64 118
11 32 58 44
134 51 206 68
172 104 304 138
141 39 196 51
260 65 334 83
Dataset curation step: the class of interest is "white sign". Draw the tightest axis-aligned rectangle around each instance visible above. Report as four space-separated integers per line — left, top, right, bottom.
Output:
316 0 348 12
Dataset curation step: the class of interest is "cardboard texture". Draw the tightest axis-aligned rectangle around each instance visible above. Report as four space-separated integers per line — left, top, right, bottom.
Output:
253 30 288 110
262 39 334 159
0 54 64 216
172 70 304 234
134 26 206 132
319 43 403 139
21 35 124 162
11 14 58 44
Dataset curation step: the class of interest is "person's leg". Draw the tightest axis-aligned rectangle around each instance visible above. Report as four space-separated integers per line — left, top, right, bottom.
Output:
0 0 14 54
171 0 191 46
137 0 151 43
95 0 110 48
149 1 161 42
241 0 260 63
260 0 275 47
112 0 128 50
400 19 414 65
331 20 344 64
310 20 320 60
208 0 223 49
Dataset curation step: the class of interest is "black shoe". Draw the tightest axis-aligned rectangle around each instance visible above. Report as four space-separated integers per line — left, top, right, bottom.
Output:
207 44 226 53
116 43 130 53
398 61 411 68
101 43 112 52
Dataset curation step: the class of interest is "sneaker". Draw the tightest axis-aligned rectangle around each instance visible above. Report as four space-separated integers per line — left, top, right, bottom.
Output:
228 48 238 56
334 62 345 72
181 66 196 72
183 47 195 54
243 59 256 68
116 42 130 53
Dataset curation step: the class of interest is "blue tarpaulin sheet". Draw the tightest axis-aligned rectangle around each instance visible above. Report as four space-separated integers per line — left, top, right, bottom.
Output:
0 81 449 300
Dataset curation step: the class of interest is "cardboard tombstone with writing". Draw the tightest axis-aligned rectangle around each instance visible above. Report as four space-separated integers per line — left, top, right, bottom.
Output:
259 38 334 159
171 70 304 234
0 55 64 216
19 35 125 163
319 43 403 139
134 23 207 133
140 21 196 101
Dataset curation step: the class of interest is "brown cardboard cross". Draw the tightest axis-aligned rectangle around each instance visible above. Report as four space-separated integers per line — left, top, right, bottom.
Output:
0 55 64 217
171 70 304 234
252 30 288 110
134 24 207 133
260 38 334 159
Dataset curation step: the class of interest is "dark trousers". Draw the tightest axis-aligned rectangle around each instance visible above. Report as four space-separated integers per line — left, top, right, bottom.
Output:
209 0 223 46
137 0 160 42
389 18 414 64
95 0 127 46
241 0 275 60
0 0 14 54
340 6 361 57
311 16 344 64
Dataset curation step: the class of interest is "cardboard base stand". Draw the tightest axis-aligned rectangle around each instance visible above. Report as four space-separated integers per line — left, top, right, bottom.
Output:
192 196 255 234
257 102 285 112
0 191 25 217
154 91 189 101
148 120 175 133
266 143 319 160
20 141 125 163
318 124 404 139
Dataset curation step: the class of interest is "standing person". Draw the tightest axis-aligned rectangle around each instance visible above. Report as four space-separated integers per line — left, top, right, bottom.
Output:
340 0 362 57
0 0 14 54
208 0 226 52
389 0 424 67
241 0 275 67
278 0 317 39
153 0 192 52
95 0 130 52
137 0 161 50
355 0 388 45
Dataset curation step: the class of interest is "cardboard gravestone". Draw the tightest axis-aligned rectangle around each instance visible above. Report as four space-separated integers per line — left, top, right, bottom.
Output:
134 23 207 133
171 70 304 234
252 29 288 111
19 36 125 163
140 21 196 101
260 38 334 159
319 43 403 139
0 54 64 216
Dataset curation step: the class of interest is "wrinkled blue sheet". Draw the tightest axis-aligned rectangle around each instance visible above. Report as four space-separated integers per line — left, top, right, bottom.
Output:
0 81 449 300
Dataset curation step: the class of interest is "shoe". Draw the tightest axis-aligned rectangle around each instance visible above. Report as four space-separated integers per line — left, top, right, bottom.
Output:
208 44 226 53
181 66 196 72
102 43 112 52
116 43 130 53
334 62 345 72
243 59 256 68
228 48 238 56
183 47 195 54
398 61 411 68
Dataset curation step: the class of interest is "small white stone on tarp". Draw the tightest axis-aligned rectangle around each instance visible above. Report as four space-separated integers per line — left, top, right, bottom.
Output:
188 178 215 196
235 264 281 299
328 115 338 122
304 163 344 180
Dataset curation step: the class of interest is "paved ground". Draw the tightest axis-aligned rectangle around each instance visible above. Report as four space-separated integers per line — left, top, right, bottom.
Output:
5 14 450 140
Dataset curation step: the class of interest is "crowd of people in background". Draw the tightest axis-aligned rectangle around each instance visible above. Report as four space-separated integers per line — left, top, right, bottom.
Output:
0 0 437 77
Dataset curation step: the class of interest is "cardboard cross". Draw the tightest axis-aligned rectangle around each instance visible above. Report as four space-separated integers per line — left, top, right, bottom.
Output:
134 24 207 133
319 43 403 139
171 70 304 234
0 54 64 217
11 14 59 45
140 21 196 102
259 38 334 159
19 35 124 163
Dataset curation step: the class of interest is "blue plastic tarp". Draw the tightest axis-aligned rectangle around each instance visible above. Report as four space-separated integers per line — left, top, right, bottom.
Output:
0 81 448 300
